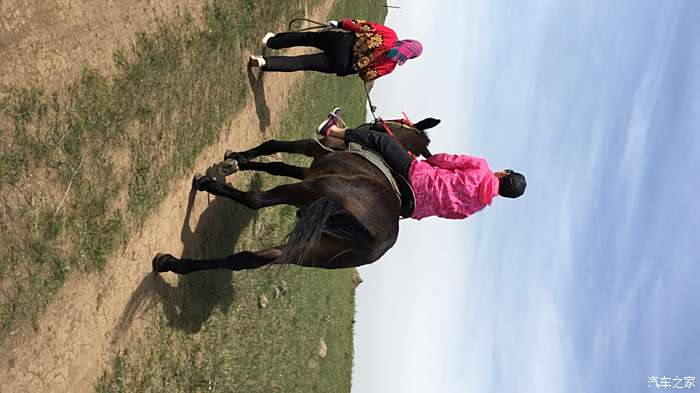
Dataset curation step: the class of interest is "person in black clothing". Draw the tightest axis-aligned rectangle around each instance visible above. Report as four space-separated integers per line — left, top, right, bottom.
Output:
250 19 423 82
252 29 357 76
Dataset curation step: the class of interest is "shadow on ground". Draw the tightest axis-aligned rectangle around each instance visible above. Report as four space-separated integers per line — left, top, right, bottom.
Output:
115 173 263 338
247 66 270 134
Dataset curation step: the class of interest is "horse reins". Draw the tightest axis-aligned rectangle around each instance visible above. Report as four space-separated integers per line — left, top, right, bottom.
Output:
363 81 397 138
363 81 380 122
287 18 332 32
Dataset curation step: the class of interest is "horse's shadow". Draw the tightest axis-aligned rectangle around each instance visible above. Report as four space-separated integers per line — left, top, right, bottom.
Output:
115 174 262 338
247 66 270 134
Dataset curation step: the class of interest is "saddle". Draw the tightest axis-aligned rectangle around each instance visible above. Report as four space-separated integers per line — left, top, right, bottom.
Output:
315 137 415 218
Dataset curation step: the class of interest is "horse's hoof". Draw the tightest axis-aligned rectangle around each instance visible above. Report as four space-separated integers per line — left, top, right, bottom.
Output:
218 159 239 177
192 173 211 191
152 253 174 273
224 150 248 165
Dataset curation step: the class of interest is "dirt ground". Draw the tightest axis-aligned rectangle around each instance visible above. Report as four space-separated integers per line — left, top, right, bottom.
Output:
0 0 206 89
0 0 335 392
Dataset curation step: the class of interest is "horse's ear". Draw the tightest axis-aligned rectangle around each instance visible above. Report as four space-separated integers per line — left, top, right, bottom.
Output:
414 118 441 131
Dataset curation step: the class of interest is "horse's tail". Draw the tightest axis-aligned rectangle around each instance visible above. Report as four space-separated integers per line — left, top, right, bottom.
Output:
282 197 374 265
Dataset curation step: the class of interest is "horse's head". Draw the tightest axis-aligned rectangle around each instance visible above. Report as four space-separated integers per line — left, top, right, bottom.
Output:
393 117 440 158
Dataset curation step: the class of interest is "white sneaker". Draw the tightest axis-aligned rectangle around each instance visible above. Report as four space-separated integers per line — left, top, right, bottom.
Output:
317 107 343 136
249 55 266 68
262 32 275 46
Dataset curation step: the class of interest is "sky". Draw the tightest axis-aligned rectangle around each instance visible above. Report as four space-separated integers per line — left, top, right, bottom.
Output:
352 1 700 392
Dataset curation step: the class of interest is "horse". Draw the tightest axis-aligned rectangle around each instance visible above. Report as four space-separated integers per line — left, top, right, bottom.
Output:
152 120 433 274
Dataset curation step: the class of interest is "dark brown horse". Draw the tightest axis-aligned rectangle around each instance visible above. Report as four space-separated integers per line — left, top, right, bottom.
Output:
152 122 432 274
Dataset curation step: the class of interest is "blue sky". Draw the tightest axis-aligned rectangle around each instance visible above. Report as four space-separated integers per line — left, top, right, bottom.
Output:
352 1 700 392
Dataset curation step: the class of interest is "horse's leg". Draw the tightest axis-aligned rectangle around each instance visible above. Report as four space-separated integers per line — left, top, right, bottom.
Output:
226 139 326 163
153 246 283 274
236 161 307 180
155 229 379 274
193 174 314 209
154 240 373 274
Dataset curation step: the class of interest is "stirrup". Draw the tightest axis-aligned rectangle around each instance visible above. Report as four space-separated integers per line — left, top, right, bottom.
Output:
317 107 343 137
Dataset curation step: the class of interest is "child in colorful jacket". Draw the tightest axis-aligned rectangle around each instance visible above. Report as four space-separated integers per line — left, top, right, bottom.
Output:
249 19 422 82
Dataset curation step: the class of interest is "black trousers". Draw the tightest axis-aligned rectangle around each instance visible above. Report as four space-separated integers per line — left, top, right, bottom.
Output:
264 31 357 76
345 129 413 180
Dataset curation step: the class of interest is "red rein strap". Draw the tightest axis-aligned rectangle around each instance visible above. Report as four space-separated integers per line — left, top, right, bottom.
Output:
401 111 415 127
377 109 414 138
377 116 418 160
378 117 396 138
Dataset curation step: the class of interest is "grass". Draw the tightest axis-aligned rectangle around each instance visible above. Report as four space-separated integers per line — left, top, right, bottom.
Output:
92 1 388 392
0 0 326 340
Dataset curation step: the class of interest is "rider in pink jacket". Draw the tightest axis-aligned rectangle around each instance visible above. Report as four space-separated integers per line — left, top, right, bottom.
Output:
409 154 502 220
319 120 526 219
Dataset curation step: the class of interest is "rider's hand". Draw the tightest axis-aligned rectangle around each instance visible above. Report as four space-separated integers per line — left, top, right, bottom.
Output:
328 20 339 28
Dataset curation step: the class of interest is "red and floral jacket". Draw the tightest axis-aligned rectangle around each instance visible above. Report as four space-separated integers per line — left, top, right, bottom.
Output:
339 19 398 81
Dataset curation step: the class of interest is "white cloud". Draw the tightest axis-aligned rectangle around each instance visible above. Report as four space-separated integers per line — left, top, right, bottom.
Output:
620 73 654 173
618 3 682 217
453 281 581 393
618 73 656 217
591 256 655 356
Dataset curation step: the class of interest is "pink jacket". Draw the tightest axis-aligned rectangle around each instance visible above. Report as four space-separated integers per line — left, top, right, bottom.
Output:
408 154 500 220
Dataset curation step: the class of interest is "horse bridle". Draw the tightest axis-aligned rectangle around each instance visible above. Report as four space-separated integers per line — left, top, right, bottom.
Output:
287 18 332 32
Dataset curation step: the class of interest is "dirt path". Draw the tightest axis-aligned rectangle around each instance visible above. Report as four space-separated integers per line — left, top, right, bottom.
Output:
0 0 205 90
0 1 335 392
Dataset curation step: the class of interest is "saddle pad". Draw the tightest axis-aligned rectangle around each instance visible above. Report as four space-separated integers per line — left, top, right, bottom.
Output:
347 142 402 200
347 142 416 218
